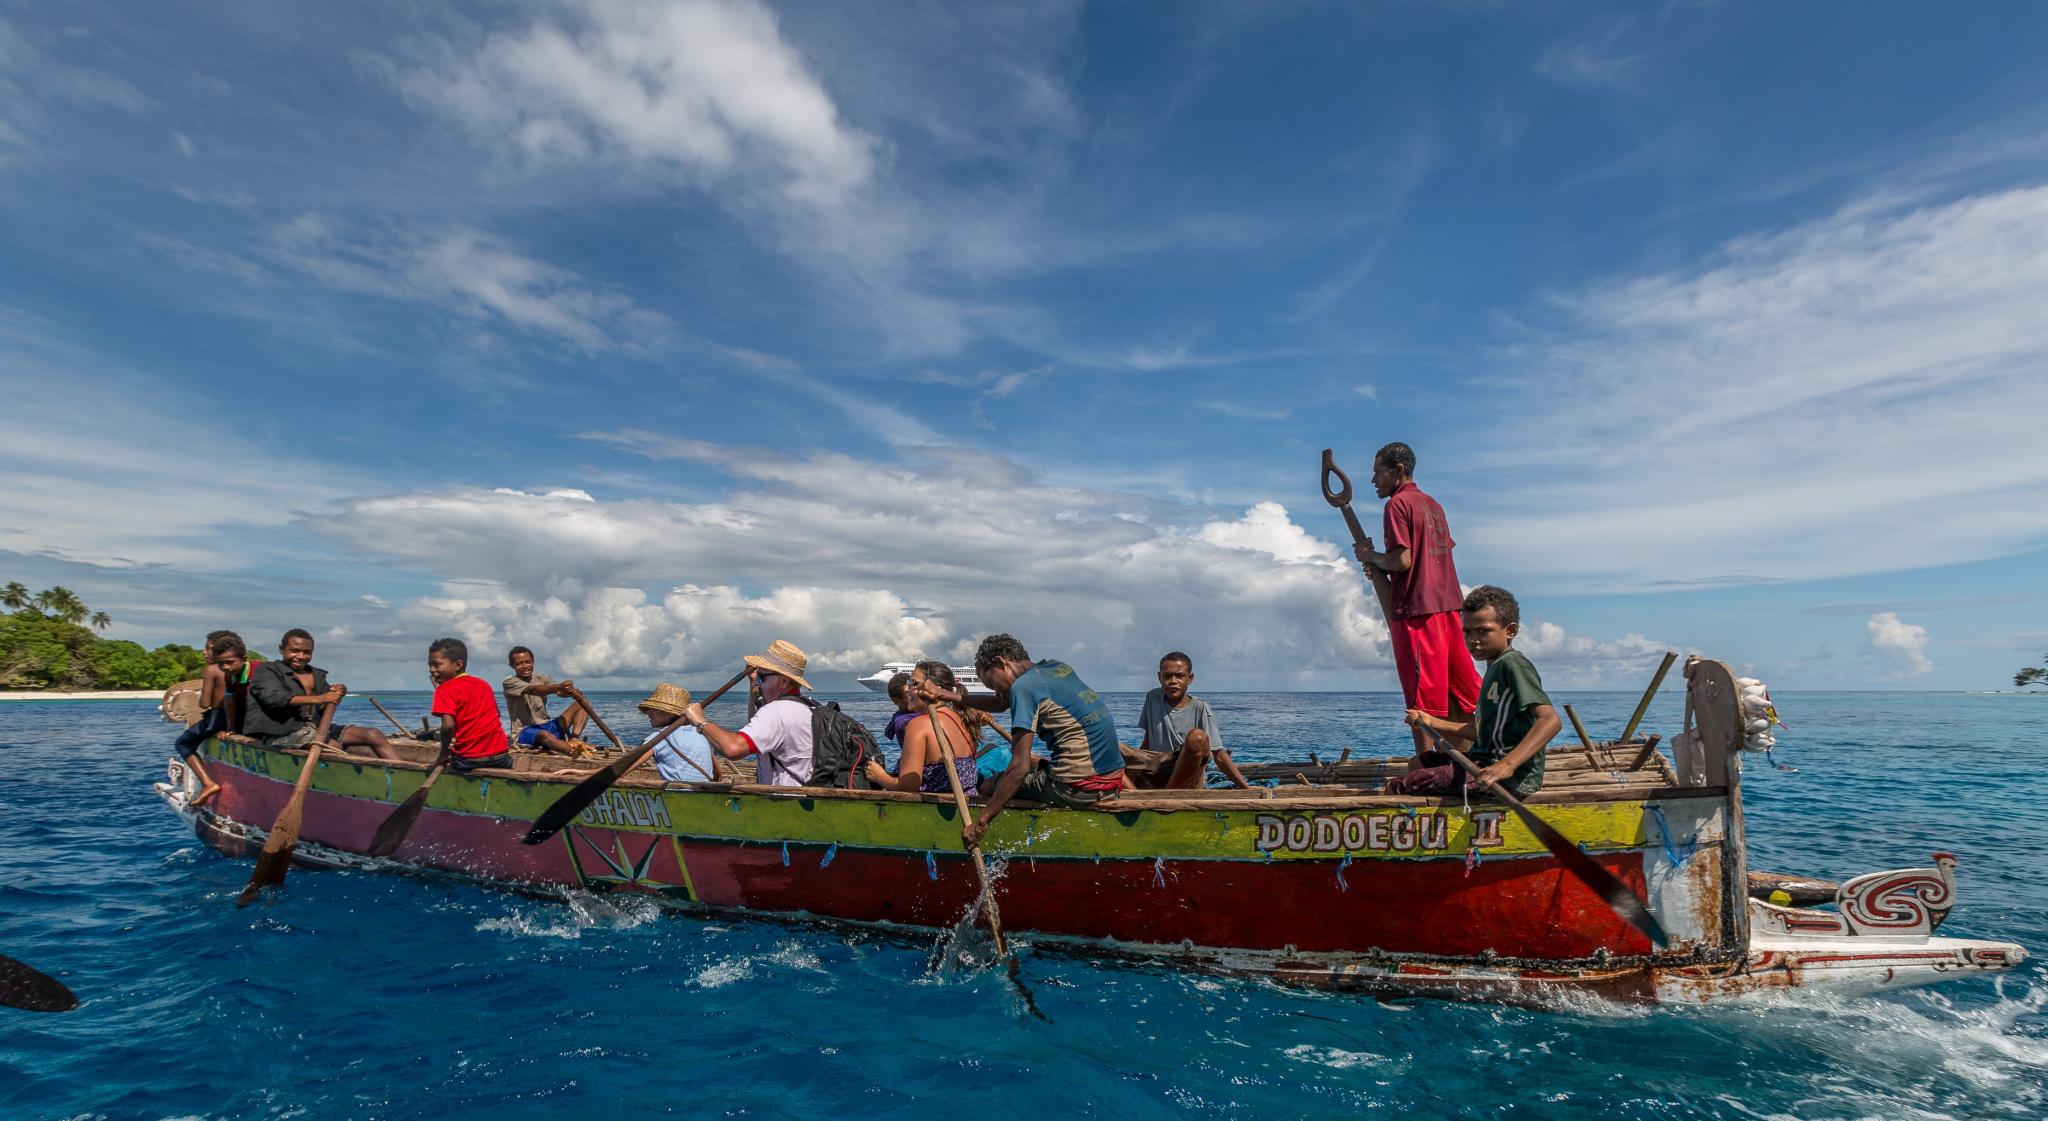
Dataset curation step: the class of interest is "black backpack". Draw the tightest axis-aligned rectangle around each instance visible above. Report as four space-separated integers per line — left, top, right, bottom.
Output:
798 698 886 790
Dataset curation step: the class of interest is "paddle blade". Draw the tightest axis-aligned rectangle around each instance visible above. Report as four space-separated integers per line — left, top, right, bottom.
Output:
366 773 440 859
0 954 78 1013
1506 800 1671 949
237 807 301 907
523 746 652 845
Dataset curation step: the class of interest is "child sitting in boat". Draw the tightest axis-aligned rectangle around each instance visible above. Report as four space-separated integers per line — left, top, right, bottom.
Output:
1122 651 1252 789
883 672 915 745
1389 586 1560 798
427 637 512 772
172 630 253 808
863 661 979 795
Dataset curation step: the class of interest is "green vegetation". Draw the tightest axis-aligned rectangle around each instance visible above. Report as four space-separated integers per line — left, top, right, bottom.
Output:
2018 654 2047 691
0 583 206 691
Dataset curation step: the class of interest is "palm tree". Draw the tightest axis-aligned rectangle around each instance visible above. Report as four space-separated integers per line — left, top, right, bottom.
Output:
0 582 27 611
35 587 89 626
90 611 111 632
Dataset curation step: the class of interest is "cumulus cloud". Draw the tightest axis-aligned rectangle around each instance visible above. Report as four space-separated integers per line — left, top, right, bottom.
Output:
1466 184 2048 591
310 439 1396 686
1865 611 1933 676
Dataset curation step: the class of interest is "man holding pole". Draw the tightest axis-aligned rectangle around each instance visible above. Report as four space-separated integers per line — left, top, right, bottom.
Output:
1351 442 1480 751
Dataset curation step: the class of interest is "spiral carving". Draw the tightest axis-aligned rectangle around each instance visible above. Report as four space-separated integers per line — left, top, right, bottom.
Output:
1840 856 1956 934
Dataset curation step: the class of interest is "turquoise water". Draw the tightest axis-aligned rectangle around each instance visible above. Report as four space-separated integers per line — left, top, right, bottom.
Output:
2 689 2044 1119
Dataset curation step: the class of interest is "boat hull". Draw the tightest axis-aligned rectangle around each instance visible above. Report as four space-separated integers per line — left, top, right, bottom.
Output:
157 737 2024 1004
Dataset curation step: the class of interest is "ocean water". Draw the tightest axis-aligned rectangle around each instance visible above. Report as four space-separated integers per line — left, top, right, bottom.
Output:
2 688 2044 1120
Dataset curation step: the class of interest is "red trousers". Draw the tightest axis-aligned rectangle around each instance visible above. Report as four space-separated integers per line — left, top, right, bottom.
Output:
1390 611 1480 717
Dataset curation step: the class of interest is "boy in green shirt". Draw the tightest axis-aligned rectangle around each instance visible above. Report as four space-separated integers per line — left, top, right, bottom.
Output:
1389 585 1560 798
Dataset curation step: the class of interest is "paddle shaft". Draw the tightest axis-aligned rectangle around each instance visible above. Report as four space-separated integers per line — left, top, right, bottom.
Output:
1619 651 1679 747
237 702 336 905
521 668 746 845
1320 450 1398 623
367 696 413 738
1420 726 1669 948
567 686 627 752
929 709 1008 958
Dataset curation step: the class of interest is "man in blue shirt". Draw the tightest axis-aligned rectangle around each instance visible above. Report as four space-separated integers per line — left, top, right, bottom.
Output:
924 634 1124 847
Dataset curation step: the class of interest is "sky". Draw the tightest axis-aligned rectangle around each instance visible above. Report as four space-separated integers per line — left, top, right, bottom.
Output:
3 0 2047 693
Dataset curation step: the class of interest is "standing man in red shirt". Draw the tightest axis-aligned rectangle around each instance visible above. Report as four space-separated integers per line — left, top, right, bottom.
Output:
1352 442 1480 753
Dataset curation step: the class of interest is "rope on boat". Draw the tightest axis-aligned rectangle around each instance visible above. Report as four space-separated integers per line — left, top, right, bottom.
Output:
1645 802 1699 866
1152 856 1168 888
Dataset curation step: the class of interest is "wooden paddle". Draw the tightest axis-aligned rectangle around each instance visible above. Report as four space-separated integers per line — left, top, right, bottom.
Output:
367 696 413 739
521 668 747 846
1619 651 1679 747
930 707 1044 1019
1321 449 1398 622
236 702 336 907
929 710 1008 958
565 685 626 753
1420 725 1670 949
0 953 78 1013
365 748 450 859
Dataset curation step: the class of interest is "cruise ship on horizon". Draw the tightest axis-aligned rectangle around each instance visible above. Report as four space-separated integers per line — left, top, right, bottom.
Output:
855 661 995 697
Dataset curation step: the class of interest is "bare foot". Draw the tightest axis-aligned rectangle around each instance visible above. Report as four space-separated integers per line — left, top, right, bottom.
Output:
191 782 221 808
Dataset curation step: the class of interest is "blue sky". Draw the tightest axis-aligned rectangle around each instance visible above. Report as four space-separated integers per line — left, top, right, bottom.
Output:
3 1 2046 692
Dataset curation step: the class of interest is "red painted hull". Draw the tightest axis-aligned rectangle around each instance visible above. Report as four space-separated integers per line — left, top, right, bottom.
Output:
188 751 1654 961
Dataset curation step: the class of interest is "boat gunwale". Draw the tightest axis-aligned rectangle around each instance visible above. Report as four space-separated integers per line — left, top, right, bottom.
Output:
208 733 1726 813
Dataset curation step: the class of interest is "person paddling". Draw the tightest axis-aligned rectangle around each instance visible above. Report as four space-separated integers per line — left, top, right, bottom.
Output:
924 635 1124 848
1351 442 1480 754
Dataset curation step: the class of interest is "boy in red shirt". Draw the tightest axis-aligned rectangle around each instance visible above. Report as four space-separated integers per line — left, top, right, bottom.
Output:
428 637 512 772
1352 442 1481 752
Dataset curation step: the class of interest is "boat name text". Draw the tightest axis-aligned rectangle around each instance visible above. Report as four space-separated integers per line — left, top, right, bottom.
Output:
1254 811 1504 854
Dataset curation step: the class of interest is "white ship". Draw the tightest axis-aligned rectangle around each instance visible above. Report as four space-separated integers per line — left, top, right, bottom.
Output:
856 661 995 697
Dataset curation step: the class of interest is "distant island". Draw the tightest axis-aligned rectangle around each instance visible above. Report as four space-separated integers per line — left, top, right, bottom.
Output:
0 582 205 693
2017 652 2046 691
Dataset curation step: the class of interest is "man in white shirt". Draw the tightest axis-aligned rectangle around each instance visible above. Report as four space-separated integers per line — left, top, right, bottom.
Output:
682 639 815 787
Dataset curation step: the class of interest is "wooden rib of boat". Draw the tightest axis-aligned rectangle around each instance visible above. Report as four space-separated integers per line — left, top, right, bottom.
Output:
153 658 2024 1003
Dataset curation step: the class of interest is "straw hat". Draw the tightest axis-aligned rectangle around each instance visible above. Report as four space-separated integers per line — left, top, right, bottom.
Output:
742 639 812 690
638 682 694 717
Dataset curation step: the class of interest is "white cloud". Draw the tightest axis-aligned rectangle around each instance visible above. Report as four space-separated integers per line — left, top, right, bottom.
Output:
1865 612 1933 676
271 218 668 351
1465 184 2048 591
310 440 1398 686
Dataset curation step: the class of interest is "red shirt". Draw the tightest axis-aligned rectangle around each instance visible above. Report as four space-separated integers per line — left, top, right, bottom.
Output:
432 673 509 759
1381 481 1463 619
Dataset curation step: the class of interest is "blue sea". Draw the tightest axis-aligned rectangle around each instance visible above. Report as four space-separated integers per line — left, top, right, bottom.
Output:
3 689 2044 1120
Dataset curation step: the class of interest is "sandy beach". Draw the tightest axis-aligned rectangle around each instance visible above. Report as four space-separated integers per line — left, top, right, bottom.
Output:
0 691 162 702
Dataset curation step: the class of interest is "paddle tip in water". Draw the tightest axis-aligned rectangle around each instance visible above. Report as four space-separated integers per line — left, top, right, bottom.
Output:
0 954 80 1013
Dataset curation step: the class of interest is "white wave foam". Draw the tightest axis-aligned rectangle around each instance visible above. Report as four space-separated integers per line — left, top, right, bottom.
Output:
1282 1043 1388 1070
